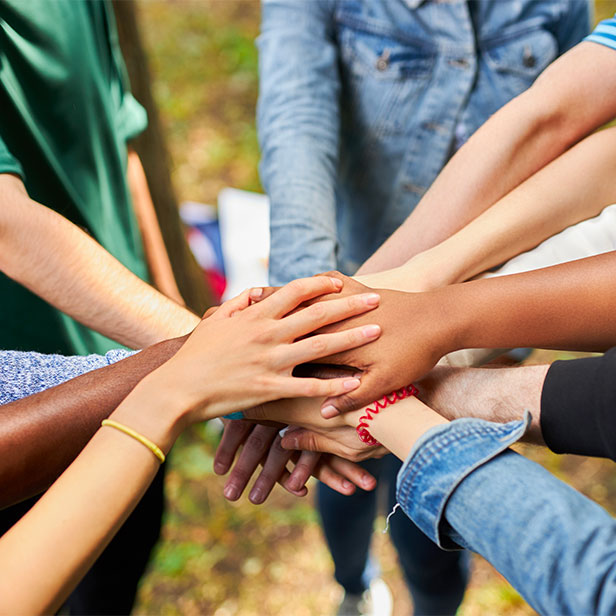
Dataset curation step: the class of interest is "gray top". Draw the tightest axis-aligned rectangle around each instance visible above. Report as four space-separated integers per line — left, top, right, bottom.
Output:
0 349 135 405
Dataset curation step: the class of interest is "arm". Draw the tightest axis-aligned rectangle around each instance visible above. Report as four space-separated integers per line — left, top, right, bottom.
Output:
358 41 616 275
258 0 340 284
0 275 382 614
316 255 616 413
0 174 199 348
126 149 184 305
360 125 616 292
0 339 183 509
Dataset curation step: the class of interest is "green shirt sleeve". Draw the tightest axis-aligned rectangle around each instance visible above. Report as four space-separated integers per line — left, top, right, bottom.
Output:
0 137 24 179
116 91 148 143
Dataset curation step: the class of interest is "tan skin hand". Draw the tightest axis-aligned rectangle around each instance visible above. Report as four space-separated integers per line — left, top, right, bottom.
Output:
145 275 383 433
308 273 454 416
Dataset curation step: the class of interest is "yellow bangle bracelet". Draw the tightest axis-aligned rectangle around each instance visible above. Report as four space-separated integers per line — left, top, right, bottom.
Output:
101 419 166 464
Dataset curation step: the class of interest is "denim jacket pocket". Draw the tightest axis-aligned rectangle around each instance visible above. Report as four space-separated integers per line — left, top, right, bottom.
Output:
483 27 557 95
338 25 435 137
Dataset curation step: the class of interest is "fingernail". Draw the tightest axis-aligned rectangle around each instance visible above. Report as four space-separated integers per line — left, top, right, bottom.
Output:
287 476 302 492
224 485 239 500
281 437 297 449
249 488 264 504
353 371 363 379
362 324 381 338
329 277 343 289
362 293 380 306
322 404 339 418
249 287 263 300
214 461 226 475
342 480 353 490
343 378 361 391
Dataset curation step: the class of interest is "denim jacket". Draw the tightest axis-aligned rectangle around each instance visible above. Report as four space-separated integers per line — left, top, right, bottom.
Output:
398 414 616 614
258 0 591 284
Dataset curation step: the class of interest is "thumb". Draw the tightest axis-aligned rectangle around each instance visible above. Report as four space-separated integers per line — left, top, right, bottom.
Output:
281 429 332 454
320 372 387 418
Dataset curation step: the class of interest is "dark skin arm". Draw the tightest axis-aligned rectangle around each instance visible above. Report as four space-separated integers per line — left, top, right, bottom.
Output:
0 336 185 509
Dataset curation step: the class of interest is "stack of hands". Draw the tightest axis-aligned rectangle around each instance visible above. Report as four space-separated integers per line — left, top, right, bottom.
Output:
209 271 454 505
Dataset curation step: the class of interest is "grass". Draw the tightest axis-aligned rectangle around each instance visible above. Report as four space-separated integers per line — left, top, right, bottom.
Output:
134 2 616 614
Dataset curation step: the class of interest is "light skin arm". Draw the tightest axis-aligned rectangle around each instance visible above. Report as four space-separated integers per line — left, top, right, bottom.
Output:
360 124 616 292
0 173 199 348
126 149 185 305
358 42 616 275
0 276 382 614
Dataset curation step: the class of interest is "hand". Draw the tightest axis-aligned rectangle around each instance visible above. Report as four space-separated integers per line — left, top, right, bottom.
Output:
311 274 456 415
150 275 383 423
244 398 386 462
213 420 376 503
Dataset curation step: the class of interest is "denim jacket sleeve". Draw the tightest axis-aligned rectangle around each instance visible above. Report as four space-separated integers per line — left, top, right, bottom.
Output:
554 0 592 54
257 0 340 285
0 348 136 405
397 414 616 615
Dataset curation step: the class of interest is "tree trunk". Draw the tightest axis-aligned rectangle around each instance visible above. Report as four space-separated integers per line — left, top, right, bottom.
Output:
112 0 212 314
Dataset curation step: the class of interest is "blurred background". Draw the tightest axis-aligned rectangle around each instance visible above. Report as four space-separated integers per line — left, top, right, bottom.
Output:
119 2 616 614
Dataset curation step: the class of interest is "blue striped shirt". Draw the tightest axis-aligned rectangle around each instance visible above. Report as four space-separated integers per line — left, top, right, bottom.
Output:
586 15 616 50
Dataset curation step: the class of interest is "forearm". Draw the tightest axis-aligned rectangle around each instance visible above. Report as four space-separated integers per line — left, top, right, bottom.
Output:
0 379 184 615
416 365 549 444
0 176 199 348
0 337 184 509
126 149 184 305
436 252 616 355
381 126 616 292
359 42 616 275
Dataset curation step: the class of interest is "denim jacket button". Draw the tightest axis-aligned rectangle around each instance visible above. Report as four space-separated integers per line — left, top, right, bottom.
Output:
522 46 536 68
376 49 391 71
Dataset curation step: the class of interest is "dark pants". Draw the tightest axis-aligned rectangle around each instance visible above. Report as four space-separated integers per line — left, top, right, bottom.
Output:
317 454 468 616
0 465 166 615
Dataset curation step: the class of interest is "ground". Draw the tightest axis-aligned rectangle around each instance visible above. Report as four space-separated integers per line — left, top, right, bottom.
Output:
133 2 616 613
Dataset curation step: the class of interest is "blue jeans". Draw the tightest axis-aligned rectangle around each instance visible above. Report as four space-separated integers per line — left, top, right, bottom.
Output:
318 454 468 615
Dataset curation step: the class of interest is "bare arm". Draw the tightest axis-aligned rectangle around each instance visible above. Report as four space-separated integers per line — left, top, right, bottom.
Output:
126 149 185 305
0 174 199 348
358 42 616 275
361 125 616 291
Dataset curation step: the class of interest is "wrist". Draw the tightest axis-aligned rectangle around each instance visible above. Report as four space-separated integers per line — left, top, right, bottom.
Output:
108 377 189 453
369 397 448 460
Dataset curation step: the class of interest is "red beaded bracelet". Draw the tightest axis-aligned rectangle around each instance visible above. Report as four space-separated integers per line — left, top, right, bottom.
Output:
356 384 419 446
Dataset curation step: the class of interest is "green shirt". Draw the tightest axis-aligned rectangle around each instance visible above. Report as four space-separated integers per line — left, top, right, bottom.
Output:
0 0 149 355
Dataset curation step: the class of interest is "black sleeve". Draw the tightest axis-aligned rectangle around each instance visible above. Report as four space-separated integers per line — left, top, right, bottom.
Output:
540 347 616 462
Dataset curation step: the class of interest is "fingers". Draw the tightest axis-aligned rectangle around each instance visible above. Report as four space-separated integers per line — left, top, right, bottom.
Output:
222 424 279 501
248 435 296 504
213 420 254 475
253 276 343 319
283 324 381 367
248 286 280 303
314 456 377 493
281 374 363 400
279 292 380 339
201 305 219 319
213 288 253 319
283 450 321 493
